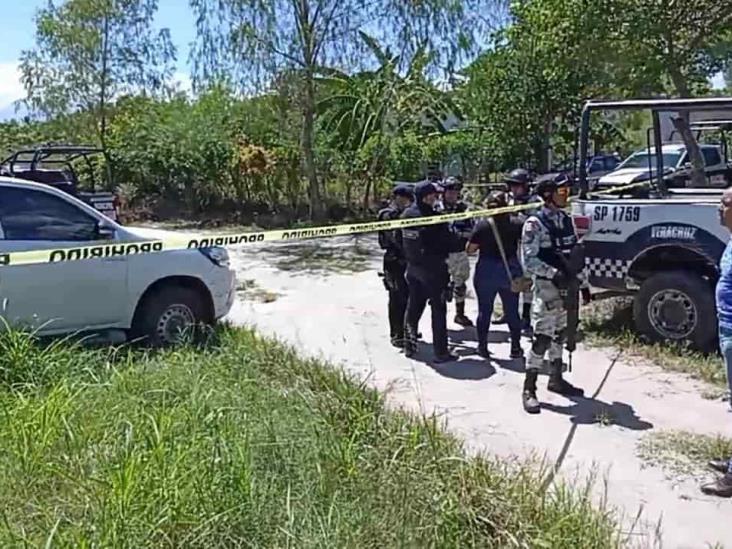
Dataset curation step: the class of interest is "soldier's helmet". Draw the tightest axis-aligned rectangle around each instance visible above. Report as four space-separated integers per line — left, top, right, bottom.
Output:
504 168 530 186
442 176 462 191
534 172 570 201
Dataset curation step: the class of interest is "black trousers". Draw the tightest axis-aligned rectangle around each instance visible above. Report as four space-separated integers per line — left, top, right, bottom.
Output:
405 263 449 356
383 257 408 341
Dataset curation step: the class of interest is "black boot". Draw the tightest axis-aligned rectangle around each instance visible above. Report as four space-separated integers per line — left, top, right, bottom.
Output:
477 343 490 359
701 473 732 497
390 334 403 349
510 341 524 359
454 301 474 327
404 326 418 358
709 458 731 474
522 370 540 414
434 352 459 364
547 359 584 396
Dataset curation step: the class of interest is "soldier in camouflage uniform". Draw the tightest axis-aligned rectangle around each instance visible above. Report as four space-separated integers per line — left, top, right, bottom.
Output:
521 175 585 414
441 177 474 327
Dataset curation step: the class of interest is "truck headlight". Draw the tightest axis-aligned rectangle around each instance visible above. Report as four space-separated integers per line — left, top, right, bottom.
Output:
199 246 230 268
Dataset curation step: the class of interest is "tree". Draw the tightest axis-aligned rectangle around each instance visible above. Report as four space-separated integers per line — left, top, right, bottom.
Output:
317 33 455 207
609 0 732 185
20 0 176 149
190 0 504 218
460 0 621 172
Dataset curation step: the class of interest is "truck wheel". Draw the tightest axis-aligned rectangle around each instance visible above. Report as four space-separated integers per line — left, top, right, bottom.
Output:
132 286 207 347
633 271 716 352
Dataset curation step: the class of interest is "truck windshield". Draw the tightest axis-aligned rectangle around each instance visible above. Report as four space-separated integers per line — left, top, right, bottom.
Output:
618 151 683 170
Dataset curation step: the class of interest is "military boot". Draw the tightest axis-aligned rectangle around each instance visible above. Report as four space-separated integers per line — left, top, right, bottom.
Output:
454 301 474 327
522 370 540 414
547 359 584 396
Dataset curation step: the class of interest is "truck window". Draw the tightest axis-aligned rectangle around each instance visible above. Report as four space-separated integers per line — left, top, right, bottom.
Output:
0 186 98 241
702 147 722 167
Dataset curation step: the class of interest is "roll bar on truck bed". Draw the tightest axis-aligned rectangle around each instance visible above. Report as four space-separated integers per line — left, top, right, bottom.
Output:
578 97 732 198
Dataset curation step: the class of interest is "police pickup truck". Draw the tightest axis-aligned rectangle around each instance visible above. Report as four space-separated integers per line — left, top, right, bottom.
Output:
572 189 724 350
572 97 732 351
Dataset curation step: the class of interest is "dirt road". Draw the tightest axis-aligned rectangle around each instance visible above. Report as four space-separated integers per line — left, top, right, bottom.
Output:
226 235 732 549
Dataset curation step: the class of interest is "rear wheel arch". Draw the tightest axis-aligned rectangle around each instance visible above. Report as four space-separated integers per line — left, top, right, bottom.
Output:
628 244 718 283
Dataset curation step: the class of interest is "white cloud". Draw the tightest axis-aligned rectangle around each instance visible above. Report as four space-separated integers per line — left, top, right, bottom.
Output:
0 61 25 107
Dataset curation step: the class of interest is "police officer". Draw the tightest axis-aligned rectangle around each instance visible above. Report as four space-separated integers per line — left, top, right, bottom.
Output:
441 176 474 327
401 181 458 363
377 184 414 348
521 174 584 414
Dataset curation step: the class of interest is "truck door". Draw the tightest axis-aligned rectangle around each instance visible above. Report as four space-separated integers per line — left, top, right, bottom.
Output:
0 185 128 333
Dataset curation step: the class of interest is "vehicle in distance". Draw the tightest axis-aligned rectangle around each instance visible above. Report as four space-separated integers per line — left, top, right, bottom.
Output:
0 146 122 221
595 143 730 190
0 177 236 345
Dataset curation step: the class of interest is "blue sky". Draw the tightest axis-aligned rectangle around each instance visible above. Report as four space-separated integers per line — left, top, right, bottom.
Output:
0 1 726 118
0 0 196 115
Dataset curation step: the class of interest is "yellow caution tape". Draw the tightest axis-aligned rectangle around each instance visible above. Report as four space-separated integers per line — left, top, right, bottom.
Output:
0 181 648 268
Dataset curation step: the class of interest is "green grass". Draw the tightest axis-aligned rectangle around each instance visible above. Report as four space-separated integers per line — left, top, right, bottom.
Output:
0 327 623 548
582 297 727 391
637 430 732 477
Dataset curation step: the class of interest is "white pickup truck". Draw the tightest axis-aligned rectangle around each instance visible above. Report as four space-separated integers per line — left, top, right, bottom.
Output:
0 177 237 345
595 143 731 190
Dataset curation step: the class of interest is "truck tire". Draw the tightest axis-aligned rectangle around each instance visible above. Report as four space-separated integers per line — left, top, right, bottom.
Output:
633 271 716 352
131 286 207 347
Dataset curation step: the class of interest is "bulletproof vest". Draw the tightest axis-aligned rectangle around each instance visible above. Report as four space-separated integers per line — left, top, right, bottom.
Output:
443 200 472 242
377 204 402 251
401 205 429 263
401 225 426 263
535 210 578 274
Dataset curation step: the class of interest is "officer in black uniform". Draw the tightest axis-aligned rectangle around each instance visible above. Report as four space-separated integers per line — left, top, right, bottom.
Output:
401 181 458 363
377 183 414 348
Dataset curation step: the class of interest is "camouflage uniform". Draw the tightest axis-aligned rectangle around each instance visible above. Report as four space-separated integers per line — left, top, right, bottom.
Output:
443 198 474 326
522 206 584 372
508 192 542 325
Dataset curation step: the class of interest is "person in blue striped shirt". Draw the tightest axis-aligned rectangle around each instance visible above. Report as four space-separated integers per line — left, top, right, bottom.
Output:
702 188 732 497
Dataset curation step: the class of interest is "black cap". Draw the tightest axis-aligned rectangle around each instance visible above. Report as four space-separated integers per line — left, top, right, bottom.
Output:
393 183 414 198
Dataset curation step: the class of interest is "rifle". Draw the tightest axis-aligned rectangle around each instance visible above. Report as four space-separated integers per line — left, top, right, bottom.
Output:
559 244 586 372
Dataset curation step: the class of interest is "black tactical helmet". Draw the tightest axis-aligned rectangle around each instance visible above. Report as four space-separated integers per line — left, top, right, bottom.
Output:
534 172 570 201
442 176 462 191
504 168 530 186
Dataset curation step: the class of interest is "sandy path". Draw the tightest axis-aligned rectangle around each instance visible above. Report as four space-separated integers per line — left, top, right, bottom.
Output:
226 235 732 549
